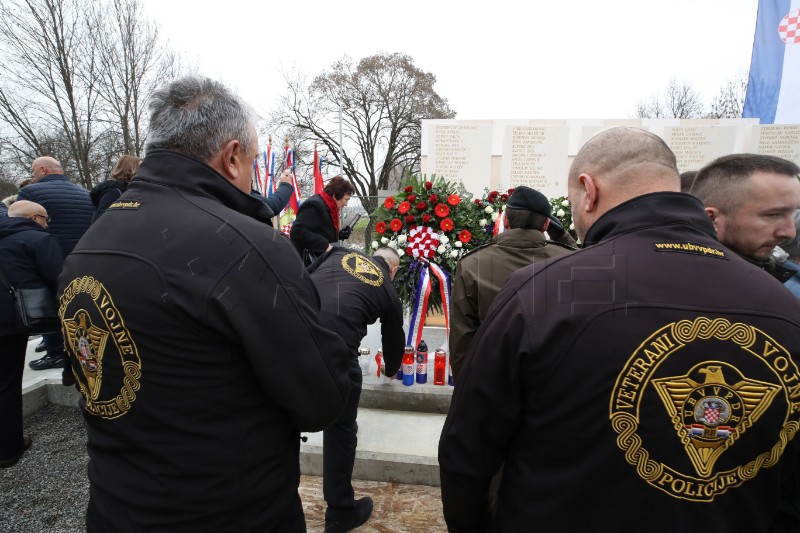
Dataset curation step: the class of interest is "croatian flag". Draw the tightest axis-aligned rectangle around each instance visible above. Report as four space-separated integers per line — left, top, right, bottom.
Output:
264 146 275 194
744 0 800 123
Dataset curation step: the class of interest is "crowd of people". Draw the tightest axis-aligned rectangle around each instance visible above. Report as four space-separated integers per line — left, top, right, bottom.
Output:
1 73 799 533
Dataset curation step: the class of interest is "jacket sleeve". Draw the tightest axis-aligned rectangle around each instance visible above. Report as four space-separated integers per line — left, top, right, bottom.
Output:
209 231 351 432
380 287 405 376
261 182 293 214
290 201 334 257
34 234 64 291
449 263 479 381
438 287 528 532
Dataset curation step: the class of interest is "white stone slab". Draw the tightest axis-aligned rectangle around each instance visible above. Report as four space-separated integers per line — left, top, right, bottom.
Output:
662 125 738 173
501 125 569 198
425 121 493 197
749 124 800 163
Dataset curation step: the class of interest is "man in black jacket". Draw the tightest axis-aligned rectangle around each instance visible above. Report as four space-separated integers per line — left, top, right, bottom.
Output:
439 127 800 532
59 75 352 532
0 200 62 467
308 246 405 533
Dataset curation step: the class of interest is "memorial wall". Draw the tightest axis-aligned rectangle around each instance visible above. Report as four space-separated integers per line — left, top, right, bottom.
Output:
420 118 800 199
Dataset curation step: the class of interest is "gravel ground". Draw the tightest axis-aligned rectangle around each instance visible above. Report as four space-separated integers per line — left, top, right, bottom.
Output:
0 405 447 533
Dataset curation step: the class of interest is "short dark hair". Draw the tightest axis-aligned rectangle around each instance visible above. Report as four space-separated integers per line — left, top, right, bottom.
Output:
323 175 356 200
505 207 548 231
679 171 697 193
691 154 800 214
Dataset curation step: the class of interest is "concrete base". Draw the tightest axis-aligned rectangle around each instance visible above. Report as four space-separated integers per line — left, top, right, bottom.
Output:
301 408 445 487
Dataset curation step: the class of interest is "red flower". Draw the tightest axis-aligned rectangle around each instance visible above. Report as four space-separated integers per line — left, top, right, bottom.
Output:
435 203 450 218
408 194 417 203
440 218 454 232
389 218 402 232
416 201 427 211
406 247 413 257
500 193 508 202
425 181 433 190
422 213 431 223
405 186 414 193
507 188 515 195
473 199 482 205
447 194 461 206
375 221 387 234
384 197 396 209
397 201 411 214
458 230 472 243
429 194 438 203
405 214 415 223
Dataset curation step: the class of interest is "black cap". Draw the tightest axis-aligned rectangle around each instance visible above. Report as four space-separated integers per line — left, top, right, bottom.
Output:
507 186 563 229
506 186 552 216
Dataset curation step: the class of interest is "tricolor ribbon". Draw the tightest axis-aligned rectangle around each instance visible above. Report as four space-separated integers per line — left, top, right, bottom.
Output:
406 259 451 350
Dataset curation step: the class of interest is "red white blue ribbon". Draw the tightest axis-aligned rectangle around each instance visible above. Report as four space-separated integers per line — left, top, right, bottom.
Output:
406 259 451 350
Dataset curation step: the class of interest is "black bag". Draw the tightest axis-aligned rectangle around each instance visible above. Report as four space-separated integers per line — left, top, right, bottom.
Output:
0 269 61 334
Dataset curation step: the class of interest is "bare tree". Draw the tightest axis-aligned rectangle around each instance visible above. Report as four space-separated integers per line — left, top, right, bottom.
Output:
634 78 704 119
269 52 456 219
93 0 180 156
0 0 183 187
707 71 748 119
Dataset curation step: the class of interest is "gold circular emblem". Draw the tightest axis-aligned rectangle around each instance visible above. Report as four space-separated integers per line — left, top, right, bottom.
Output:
341 252 383 287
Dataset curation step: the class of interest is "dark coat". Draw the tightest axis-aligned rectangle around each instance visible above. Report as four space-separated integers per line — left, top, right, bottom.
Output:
90 179 128 223
449 228 574 380
309 248 405 376
439 192 800 533
290 194 337 264
59 150 351 532
17 174 93 258
0 216 63 336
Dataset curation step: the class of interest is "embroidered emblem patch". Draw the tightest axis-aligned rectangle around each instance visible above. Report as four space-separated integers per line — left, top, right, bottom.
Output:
652 242 727 259
342 252 383 287
60 276 141 420
108 201 141 210
610 317 800 501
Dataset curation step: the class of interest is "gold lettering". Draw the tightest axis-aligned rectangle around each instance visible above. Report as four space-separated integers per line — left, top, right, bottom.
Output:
618 389 636 402
774 356 789 372
657 472 674 486
763 341 779 358
621 376 640 390
100 295 110 309
104 307 116 320
627 367 645 381
789 382 800 401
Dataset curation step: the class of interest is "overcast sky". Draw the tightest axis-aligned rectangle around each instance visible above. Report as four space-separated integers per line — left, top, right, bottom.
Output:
139 0 758 120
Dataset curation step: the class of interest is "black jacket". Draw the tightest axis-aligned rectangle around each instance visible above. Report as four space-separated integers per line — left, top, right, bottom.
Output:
17 174 93 258
439 192 800 533
0 216 62 336
309 248 405 375
59 150 351 532
290 194 337 264
90 178 128 223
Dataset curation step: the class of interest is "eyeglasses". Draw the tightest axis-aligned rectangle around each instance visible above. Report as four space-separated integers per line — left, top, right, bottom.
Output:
33 214 51 223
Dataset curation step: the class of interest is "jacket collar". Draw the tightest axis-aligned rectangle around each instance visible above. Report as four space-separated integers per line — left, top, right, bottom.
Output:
39 174 69 183
584 192 716 246
493 228 547 247
0 215 48 238
134 150 274 223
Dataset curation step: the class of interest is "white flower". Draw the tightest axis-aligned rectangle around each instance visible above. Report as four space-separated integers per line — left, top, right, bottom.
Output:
454 241 463 248
371 240 379 249
491 212 499 222
557 209 566 217
484 206 494 214
388 240 398 249
437 244 447 254
502 205 507 211
397 234 407 245
569 223 575 230
439 234 449 244
479 219 487 226
397 248 405 256
450 250 459 258
381 237 389 244
561 200 570 207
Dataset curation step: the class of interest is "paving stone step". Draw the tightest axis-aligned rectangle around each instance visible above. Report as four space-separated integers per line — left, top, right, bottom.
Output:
301 408 445 487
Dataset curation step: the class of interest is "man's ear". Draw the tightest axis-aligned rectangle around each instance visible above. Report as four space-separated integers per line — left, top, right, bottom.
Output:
211 139 242 183
705 207 721 233
581 173 598 213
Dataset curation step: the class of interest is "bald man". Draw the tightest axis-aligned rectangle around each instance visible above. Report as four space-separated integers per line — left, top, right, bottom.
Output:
18 156 93 373
439 127 800 533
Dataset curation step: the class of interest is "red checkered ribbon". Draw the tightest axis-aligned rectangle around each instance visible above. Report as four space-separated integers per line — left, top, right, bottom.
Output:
780 9 800 44
407 225 440 259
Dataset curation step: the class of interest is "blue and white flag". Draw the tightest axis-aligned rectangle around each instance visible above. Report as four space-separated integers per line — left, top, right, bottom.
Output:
744 0 800 123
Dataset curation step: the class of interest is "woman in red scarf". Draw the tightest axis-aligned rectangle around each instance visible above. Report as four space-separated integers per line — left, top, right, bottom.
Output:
291 176 356 265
